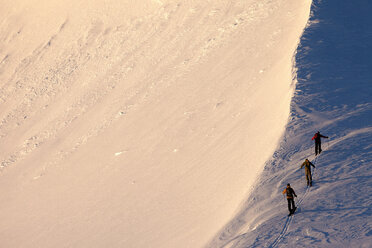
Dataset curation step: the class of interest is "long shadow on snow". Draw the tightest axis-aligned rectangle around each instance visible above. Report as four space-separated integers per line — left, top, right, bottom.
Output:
207 1 372 247
300 206 372 215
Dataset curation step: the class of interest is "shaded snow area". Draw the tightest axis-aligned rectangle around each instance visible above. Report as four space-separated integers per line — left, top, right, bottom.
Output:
0 1 311 247
208 1 372 247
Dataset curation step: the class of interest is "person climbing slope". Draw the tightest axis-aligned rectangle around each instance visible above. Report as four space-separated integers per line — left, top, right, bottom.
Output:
301 158 316 187
282 183 297 216
312 131 328 155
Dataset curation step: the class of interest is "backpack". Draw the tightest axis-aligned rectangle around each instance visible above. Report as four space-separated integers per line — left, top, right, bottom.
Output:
286 188 294 198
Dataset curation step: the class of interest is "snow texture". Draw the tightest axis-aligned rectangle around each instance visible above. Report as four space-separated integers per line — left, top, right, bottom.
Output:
207 1 372 247
0 1 311 247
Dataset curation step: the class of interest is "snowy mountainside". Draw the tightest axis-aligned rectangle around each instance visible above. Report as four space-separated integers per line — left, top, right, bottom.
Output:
0 1 311 247
208 0 372 247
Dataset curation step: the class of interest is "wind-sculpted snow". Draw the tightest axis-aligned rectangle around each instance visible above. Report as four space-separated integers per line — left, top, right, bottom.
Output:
208 0 372 247
0 1 311 247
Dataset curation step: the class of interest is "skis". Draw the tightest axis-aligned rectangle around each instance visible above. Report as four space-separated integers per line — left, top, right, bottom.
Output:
288 207 297 216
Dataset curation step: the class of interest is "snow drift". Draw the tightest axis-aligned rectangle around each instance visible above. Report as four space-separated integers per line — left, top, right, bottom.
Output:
208 1 372 247
0 0 311 247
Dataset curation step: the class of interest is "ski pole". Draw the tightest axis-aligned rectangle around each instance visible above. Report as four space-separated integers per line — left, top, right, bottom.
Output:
327 137 330 150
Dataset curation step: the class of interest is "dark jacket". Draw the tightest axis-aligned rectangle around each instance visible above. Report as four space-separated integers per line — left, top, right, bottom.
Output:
282 186 297 199
312 132 328 143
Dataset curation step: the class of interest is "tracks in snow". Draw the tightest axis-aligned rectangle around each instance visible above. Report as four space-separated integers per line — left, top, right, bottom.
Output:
268 155 318 248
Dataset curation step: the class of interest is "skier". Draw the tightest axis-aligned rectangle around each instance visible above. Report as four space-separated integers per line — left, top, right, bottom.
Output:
282 183 297 216
312 131 328 155
301 158 316 186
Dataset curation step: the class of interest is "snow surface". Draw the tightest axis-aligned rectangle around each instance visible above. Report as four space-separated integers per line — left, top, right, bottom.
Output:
0 0 313 247
208 1 372 247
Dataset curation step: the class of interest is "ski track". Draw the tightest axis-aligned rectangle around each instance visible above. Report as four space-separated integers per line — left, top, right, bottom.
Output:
210 152 320 248
2 0 371 247
208 1 372 246
268 155 318 248
0 1 313 248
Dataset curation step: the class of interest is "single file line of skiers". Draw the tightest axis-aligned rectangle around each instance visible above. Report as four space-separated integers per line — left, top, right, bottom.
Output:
282 131 328 216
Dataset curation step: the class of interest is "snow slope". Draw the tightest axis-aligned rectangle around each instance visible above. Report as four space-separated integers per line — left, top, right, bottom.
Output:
208 0 372 247
0 1 311 247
